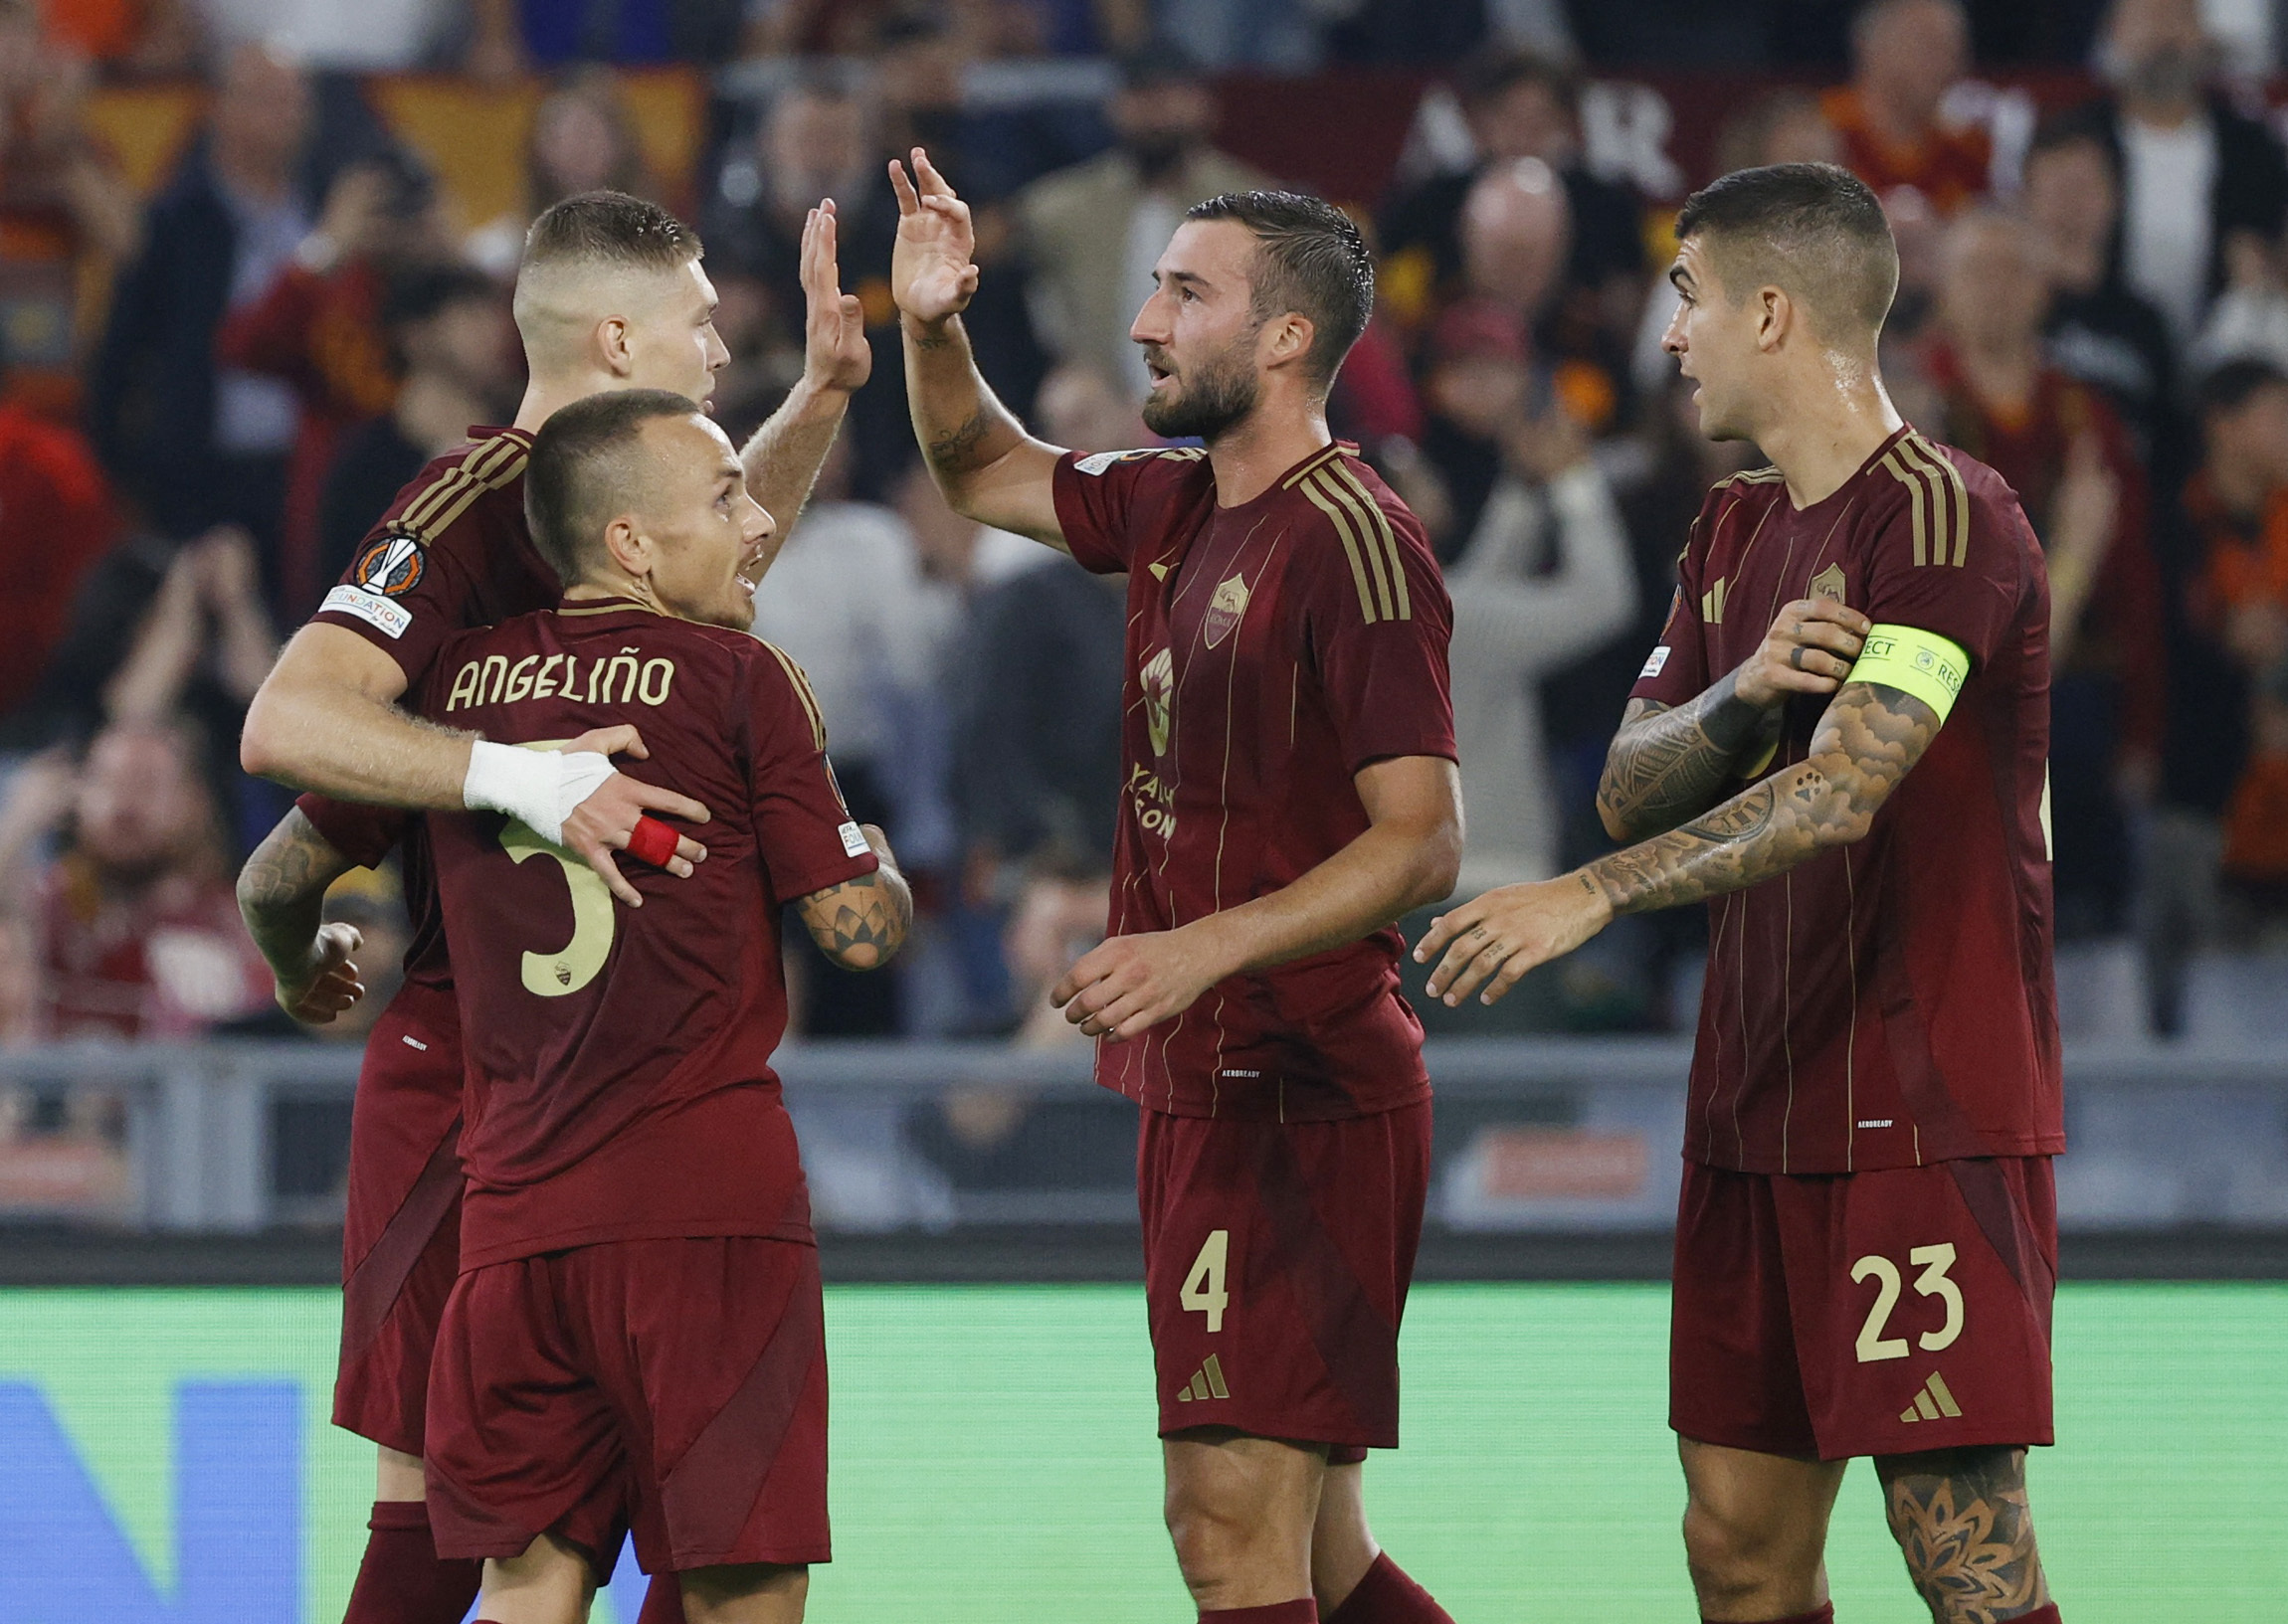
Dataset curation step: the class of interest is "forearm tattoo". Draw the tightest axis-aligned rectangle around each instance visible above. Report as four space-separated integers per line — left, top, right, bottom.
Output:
1597 671 1782 839
804 866 912 970
1585 681 1938 916
1878 1447 2051 1623
237 809 351 980
925 410 994 475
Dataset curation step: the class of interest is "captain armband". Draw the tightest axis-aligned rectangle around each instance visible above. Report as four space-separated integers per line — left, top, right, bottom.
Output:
1846 624 1971 723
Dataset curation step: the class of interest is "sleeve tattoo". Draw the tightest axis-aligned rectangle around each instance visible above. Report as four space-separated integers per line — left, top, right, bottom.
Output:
799 865 913 971
1584 681 1940 916
236 809 356 981
1596 670 1784 840
1878 1447 2050 1622
925 410 994 475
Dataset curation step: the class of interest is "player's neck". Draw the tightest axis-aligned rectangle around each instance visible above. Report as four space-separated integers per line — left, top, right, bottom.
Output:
514 372 619 435
1753 364 1903 510
1205 403 1332 508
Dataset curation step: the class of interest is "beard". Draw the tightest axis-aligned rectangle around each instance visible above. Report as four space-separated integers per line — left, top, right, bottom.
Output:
1140 339 1259 442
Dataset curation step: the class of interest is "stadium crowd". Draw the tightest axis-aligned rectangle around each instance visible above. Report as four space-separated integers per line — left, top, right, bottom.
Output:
0 0 2284 1095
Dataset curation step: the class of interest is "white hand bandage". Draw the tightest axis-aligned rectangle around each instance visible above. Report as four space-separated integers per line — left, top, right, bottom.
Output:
463 740 618 846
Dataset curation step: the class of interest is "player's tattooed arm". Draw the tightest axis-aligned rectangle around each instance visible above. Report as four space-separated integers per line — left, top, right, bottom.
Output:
1585 679 1939 915
1595 679 1780 841
1418 681 1939 1005
1876 1447 2052 1623
237 808 368 1023
796 825 913 972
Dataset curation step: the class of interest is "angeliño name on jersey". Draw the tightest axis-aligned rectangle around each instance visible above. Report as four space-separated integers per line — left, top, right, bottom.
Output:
442 645 678 713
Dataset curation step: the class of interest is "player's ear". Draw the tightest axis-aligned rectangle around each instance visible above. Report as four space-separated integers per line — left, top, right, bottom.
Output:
1260 311 1314 375
600 513 648 578
1755 285 1790 352
597 315 635 378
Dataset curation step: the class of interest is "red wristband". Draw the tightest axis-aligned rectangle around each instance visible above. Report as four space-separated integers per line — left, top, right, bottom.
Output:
625 814 678 869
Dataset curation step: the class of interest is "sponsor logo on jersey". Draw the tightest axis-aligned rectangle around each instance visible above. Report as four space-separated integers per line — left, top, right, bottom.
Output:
1141 645 1175 756
318 584 411 639
1639 645 1671 679
1896 1370 1963 1423
1174 1353 1230 1402
1810 562 1847 603
1700 575 1729 625
350 532 427 598
1204 573 1250 648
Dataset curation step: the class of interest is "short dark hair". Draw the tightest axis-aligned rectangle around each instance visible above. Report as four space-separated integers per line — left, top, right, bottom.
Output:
521 191 700 276
382 264 499 333
2196 356 2288 419
1184 190 1374 392
2025 106 2115 168
1455 49 1580 119
523 389 699 586
1674 161 1899 339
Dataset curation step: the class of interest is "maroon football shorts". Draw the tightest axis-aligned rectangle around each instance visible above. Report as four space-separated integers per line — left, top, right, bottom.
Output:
333 980 465 1456
426 1235 830 1576
1139 1100 1430 1458
1669 1156 2057 1462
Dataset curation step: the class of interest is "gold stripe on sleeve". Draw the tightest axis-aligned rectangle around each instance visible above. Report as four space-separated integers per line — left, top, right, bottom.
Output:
1896 438 1952 566
398 436 516 532
1909 433 1972 566
1279 444 1346 489
1308 469 1397 620
1897 435 1968 567
1329 458 1412 621
1878 451 1929 568
763 641 829 751
1295 471 1383 623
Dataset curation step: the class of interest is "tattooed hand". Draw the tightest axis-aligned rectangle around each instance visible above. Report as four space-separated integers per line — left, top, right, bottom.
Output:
797 824 913 971
1427 679 1943 1005
1598 597 1870 841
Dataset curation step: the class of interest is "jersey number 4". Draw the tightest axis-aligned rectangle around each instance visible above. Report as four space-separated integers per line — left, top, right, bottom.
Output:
1849 1244 1966 1362
500 819 615 996
1181 1229 1232 1334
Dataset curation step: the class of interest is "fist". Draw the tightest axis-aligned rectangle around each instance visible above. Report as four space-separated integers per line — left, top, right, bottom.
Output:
280 922 365 1024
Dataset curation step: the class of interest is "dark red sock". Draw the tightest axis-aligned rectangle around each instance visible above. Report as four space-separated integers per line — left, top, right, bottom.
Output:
637 1573 688 1623
1701 1607 1832 1624
1325 1553 1454 1624
1200 1602 1318 1624
341 1499 480 1624
2013 1607 2061 1623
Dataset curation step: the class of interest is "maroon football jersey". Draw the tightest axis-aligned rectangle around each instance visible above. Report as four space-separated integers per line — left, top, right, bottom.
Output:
1052 442 1457 1122
411 598 876 1267
1632 426 2062 1174
299 426 558 996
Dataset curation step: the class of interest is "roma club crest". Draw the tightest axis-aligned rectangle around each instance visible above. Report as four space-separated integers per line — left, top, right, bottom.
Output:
1204 573 1250 649
351 532 427 598
1809 563 1847 604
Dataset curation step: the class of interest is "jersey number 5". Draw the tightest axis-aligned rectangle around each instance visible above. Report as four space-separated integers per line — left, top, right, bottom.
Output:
1849 1244 1966 1362
500 820 616 996
1180 1229 1232 1334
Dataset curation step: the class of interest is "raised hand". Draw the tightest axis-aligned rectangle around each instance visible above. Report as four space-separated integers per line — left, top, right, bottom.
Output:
800 199 871 394
888 147 980 324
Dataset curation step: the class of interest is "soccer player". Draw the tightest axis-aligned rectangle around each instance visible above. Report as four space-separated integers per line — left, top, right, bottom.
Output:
234 191 871 1624
1415 163 2065 1624
890 149 1464 1624
417 388 905 1624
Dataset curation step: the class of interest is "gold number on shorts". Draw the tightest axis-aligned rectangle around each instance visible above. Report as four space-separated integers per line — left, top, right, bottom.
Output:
1850 1254 1909 1361
499 818 616 997
1851 1243 1968 1362
1180 1228 1231 1334
1909 1243 1965 1352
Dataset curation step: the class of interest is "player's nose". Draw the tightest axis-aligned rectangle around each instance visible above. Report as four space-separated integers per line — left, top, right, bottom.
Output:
1130 293 1171 346
743 496 775 543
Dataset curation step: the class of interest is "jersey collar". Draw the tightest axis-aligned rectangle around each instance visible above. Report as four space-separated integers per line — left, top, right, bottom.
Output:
555 592 664 619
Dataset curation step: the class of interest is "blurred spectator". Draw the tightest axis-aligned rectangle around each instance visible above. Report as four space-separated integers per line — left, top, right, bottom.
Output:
89 45 313 592
317 264 518 595
2083 0 2288 350
950 363 1136 940
2145 358 2288 1028
1414 300 1633 890
1018 50 1265 399
198 0 456 69
1925 208 2165 936
1380 50 1645 357
1819 0 1992 216
2023 110 2182 487
42 0 199 72
467 0 740 69
0 0 139 422
0 376 116 735
218 152 457 620
751 442 945 1036
1714 88 1845 179
0 722 273 1040
466 68 662 274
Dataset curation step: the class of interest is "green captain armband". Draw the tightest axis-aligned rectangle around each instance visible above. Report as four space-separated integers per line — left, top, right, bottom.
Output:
1846 624 1971 722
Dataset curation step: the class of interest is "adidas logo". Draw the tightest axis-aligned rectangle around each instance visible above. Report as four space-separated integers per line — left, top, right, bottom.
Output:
1897 1371 1963 1424
1175 1353 1230 1403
